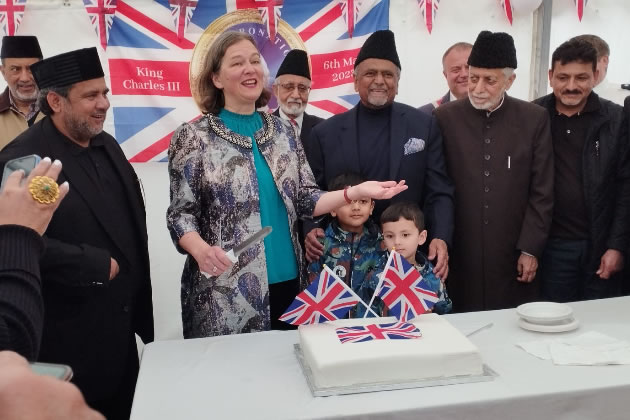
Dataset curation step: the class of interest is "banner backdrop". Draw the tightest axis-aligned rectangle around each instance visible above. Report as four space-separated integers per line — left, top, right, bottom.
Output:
10 0 389 162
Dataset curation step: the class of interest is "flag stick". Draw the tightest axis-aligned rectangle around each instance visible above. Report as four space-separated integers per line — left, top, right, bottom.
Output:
363 249 396 318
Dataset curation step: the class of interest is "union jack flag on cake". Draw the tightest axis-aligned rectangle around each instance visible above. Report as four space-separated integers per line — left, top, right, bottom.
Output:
0 0 26 36
375 251 439 322
279 266 361 325
335 321 422 344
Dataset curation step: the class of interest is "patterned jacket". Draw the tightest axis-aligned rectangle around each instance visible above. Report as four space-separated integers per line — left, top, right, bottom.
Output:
307 219 385 317
167 112 323 338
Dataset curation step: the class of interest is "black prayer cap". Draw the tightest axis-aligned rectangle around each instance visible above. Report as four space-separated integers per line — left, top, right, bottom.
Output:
30 47 104 89
354 30 401 70
468 31 517 69
276 49 311 80
1 36 42 59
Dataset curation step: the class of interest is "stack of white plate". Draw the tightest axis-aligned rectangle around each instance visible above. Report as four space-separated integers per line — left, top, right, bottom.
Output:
515 302 579 333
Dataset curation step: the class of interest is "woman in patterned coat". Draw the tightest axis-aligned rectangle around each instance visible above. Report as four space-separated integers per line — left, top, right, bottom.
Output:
167 31 407 338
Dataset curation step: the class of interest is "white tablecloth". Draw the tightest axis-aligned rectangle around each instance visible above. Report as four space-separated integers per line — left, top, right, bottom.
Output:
130 297 630 420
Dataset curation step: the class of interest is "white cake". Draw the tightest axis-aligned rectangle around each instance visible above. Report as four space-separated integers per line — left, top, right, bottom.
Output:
298 314 483 388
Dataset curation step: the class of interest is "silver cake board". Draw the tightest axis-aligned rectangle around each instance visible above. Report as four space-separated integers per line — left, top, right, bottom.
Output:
294 344 497 397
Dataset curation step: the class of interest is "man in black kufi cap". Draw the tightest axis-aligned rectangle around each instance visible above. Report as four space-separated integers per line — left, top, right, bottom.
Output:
272 49 323 146
303 29 454 282
0 47 154 420
0 35 44 150
434 30 554 312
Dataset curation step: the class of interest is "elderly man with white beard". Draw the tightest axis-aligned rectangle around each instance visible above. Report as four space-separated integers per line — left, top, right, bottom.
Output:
0 36 45 150
272 49 323 146
434 31 554 312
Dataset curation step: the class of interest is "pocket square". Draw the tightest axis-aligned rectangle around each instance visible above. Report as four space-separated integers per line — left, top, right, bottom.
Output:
404 137 425 155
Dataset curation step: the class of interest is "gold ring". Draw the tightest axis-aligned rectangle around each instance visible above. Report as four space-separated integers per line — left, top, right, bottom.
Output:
29 176 60 204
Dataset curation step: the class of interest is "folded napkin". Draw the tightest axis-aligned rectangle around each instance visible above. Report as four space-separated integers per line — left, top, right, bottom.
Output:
517 331 630 366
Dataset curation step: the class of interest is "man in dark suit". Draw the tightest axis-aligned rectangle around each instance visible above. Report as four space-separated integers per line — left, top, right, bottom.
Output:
272 49 323 146
0 47 154 420
418 42 472 115
304 30 454 281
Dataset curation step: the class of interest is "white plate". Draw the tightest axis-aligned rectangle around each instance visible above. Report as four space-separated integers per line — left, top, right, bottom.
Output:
518 317 579 333
516 302 573 324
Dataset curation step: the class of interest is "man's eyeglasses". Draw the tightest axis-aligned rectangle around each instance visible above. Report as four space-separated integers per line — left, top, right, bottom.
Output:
279 83 311 94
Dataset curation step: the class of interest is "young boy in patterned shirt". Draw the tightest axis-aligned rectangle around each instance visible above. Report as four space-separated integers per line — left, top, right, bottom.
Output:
307 172 384 317
380 201 452 314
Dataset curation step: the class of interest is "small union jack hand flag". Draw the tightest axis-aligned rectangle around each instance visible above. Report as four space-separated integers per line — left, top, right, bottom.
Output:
417 0 439 34
279 265 361 325
375 250 439 322
0 0 27 36
83 0 117 50
339 0 361 38
169 0 197 40
574 0 587 21
335 321 422 344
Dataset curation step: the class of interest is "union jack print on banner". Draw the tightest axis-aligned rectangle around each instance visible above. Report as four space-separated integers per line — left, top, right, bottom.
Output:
83 0 117 50
574 0 587 21
501 0 513 25
335 321 422 344
169 0 198 40
104 0 388 161
339 0 361 38
279 266 360 325
0 0 26 36
417 0 439 34
375 251 439 321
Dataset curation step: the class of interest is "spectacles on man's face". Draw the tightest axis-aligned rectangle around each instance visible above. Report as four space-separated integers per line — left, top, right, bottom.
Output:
279 83 311 94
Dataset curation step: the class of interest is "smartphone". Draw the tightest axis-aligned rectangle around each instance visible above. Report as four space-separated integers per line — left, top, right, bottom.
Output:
0 154 41 191
30 361 74 381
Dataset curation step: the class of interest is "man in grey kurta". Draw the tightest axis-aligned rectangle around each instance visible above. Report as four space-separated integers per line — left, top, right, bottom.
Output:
434 31 554 312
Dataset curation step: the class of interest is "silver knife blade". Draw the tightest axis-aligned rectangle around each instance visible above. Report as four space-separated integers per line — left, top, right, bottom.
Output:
232 226 272 256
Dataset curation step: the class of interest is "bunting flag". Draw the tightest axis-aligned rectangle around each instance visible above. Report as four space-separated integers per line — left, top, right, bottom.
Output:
417 0 439 34
252 0 283 41
501 0 513 25
169 0 198 40
0 0 27 36
374 251 439 322
83 0 117 50
574 0 587 21
279 266 362 325
339 0 361 38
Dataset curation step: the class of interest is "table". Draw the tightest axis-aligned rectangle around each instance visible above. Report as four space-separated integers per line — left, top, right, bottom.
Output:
130 297 630 420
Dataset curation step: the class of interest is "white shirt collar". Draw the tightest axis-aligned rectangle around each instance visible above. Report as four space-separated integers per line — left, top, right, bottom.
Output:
278 107 304 132
486 94 506 117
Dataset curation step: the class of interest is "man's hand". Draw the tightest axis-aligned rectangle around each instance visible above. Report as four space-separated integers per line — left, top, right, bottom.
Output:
428 238 449 281
517 253 538 283
596 249 624 279
304 228 325 263
109 258 119 281
0 351 105 420
0 157 69 235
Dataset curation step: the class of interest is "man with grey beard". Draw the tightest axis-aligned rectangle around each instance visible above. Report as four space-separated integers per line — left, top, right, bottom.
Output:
0 36 44 150
304 30 454 282
272 49 323 146
0 47 154 420
434 31 554 312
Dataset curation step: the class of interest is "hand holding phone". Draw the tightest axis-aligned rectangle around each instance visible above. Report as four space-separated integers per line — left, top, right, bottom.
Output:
0 157 69 235
1 154 41 191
